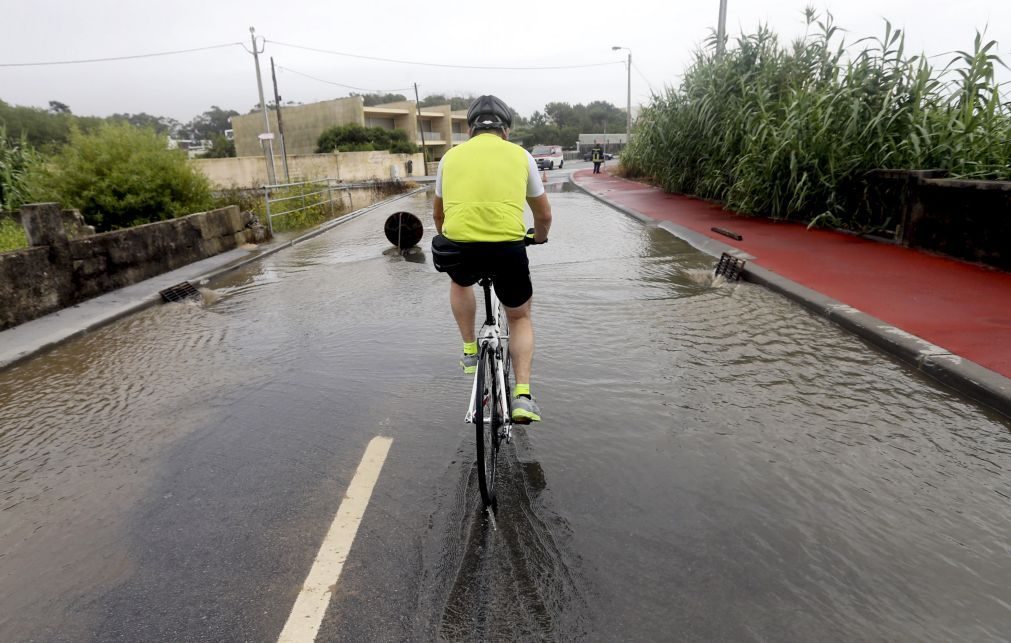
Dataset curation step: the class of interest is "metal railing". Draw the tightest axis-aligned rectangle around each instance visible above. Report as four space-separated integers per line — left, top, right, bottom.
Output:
262 178 373 236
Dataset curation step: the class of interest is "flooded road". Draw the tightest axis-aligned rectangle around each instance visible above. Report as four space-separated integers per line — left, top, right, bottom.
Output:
1 183 1009 640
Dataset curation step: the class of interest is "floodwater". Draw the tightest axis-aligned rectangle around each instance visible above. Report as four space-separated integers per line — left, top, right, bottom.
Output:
0 184 1008 640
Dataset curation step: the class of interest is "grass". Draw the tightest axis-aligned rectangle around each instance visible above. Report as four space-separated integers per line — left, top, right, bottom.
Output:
0 216 27 252
621 8 1011 231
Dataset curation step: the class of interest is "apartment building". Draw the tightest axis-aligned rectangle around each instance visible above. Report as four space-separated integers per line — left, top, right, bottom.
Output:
231 96 469 160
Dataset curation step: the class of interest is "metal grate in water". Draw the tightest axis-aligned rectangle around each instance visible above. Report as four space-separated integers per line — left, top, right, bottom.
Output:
714 253 746 281
159 281 201 303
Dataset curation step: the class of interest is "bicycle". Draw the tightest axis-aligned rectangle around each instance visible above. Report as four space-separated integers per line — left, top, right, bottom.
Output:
432 229 545 511
465 273 513 509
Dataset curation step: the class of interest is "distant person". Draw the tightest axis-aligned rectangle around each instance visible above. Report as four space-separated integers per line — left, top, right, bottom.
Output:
591 142 605 174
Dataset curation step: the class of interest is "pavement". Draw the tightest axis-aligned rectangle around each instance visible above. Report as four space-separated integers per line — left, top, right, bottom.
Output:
570 167 1011 419
0 187 427 371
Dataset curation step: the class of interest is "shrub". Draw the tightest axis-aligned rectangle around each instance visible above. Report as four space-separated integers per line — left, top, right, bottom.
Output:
41 123 215 231
316 124 418 154
0 127 44 212
621 10 1011 230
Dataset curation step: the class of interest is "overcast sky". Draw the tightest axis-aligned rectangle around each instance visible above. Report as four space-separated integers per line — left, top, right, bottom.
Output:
2 0 1009 123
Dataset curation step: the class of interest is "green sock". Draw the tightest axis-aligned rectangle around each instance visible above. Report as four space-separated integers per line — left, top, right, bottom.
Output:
514 383 531 398
463 341 478 356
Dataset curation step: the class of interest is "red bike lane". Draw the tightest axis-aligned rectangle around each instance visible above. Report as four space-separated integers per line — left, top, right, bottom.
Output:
571 168 1011 382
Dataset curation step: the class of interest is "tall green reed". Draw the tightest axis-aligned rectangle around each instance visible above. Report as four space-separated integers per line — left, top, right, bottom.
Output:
622 9 1011 230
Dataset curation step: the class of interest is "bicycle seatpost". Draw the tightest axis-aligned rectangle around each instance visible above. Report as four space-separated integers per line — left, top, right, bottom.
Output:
479 277 495 326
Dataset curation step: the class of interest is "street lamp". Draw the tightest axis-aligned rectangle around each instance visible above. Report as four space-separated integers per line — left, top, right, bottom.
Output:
611 46 632 144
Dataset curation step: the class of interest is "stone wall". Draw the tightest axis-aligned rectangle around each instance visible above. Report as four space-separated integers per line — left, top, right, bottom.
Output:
0 203 252 330
191 151 424 188
866 170 1010 271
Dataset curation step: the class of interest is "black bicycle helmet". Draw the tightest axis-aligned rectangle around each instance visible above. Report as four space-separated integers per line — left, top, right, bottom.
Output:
466 94 512 131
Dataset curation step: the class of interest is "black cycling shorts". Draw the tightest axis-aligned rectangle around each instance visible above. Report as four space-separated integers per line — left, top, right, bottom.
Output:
445 240 532 308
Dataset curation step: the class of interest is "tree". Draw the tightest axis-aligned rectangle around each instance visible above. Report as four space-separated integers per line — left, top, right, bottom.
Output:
0 99 74 150
107 112 179 136
544 102 577 128
420 94 475 110
39 123 214 230
351 93 408 106
199 133 236 158
48 101 71 115
541 100 625 133
316 124 417 154
184 106 238 140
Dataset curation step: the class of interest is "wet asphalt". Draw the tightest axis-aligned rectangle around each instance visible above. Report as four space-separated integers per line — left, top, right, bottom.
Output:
1 167 1009 641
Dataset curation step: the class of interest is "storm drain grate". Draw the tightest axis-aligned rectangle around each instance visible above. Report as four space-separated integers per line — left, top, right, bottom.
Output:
714 253 746 281
159 281 201 303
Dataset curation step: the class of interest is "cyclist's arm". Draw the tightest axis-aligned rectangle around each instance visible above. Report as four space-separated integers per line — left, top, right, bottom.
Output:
527 194 551 243
433 196 445 235
433 158 446 234
524 151 551 243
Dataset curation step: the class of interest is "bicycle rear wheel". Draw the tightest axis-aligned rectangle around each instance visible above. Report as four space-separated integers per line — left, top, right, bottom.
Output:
474 345 500 509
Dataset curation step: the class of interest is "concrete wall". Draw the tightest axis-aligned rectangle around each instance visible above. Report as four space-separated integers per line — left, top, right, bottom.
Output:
233 97 465 164
192 151 424 188
0 203 253 330
232 97 367 157
865 170 1010 271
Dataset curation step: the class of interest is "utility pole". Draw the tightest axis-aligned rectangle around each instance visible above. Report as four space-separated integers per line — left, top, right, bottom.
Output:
270 56 290 183
717 0 728 58
250 26 276 185
413 83 427 174
611 46 632 143
625 49 631 141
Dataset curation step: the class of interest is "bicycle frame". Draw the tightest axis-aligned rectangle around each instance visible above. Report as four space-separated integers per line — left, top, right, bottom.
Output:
464 279 513 443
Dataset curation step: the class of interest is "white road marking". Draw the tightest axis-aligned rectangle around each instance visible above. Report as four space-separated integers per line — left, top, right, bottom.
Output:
277 436 393 643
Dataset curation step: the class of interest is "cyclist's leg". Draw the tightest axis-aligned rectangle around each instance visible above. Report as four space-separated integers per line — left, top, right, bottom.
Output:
504 302 541 423
490 244 533 387
492 245 541 422
449 280 476 344
503 301 533 387
448 268 479 373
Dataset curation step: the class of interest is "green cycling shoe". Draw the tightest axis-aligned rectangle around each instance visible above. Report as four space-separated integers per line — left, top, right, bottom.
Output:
511 395 542 424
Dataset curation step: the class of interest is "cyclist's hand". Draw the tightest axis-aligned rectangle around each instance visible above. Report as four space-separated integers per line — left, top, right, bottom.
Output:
525 227 547 245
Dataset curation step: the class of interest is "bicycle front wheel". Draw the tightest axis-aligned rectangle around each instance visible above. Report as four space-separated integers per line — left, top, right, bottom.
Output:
474 345 500 509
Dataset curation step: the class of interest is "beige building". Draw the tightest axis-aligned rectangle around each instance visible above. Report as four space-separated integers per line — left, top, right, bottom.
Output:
231 96 469 161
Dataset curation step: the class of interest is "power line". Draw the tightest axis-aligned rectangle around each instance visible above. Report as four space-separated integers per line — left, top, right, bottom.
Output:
0 42 244 68
266 40 624 71
631 61 658 94
277 65 413 93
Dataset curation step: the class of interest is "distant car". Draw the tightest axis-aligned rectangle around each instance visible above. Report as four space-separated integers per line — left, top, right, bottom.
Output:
582 151 615 162
531 145 564 170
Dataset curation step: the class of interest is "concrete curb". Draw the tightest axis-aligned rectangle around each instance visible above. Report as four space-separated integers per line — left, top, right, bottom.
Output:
0 186 428 372
571 177 1011 419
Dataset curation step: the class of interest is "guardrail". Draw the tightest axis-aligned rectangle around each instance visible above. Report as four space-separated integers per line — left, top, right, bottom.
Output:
263 178 376 236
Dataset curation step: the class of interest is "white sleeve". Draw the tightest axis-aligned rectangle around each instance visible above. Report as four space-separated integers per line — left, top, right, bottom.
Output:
434 157 446 197
525 152 545 198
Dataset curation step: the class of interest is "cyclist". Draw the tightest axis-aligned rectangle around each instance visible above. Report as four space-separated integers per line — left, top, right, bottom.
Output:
432 95 552 424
